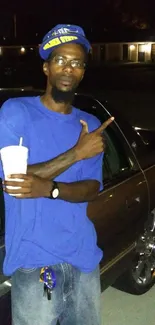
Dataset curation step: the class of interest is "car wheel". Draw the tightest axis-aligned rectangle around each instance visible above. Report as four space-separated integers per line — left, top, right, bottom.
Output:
125 213 155 295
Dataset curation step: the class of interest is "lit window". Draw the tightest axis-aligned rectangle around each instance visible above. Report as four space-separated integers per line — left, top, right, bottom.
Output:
139 43 152 53
144 43 152 53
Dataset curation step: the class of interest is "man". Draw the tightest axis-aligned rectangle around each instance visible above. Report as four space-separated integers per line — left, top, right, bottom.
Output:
0 24 114 325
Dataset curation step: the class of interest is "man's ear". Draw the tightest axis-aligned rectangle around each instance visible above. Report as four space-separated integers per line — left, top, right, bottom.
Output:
43 62 49 76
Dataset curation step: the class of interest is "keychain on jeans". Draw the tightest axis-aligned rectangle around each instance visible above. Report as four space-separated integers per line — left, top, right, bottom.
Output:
40 267 56 300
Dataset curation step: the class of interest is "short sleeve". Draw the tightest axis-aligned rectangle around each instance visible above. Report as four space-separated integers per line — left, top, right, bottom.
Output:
79 114 104 191
0 99 29 178
80 153 104 191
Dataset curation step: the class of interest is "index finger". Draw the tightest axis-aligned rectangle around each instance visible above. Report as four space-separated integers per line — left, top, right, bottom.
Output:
96 117 114 133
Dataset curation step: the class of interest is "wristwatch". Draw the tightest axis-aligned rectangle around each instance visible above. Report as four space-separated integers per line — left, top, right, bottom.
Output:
50 181 59 199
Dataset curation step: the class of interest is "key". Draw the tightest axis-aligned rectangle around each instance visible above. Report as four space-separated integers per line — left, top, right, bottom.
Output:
44 283 52 300
43 270 53 300
40 267 56 300
47 287 52 300
43 283 47 297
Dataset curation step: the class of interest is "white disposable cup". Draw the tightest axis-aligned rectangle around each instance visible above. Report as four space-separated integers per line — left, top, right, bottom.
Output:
0 145 28 196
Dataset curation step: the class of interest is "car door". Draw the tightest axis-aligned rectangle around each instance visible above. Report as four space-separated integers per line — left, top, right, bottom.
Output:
74 94 149 267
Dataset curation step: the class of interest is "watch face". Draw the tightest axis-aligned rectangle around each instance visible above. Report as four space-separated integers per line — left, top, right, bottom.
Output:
52 188 59 198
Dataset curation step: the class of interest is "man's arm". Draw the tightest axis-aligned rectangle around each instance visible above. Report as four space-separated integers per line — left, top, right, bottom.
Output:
27 147 78 180
3 175 100 202
55 180 100 202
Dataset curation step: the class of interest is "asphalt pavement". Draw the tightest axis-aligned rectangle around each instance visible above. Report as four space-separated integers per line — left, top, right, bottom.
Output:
101 284 155 325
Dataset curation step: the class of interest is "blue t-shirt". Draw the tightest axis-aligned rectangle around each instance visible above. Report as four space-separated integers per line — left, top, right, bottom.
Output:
0 96 104 276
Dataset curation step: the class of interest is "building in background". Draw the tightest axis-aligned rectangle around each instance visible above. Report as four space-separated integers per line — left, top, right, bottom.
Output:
0 42 154 63
91 41 154 63
0 29 155 65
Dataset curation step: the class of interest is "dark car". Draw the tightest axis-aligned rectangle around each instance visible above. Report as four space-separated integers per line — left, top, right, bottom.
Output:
0 88 155 324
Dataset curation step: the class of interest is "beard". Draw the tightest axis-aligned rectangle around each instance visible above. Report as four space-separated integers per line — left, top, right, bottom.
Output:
51 85 76 103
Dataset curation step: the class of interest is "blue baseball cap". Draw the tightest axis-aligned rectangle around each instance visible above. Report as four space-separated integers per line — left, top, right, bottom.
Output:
39 24 91 60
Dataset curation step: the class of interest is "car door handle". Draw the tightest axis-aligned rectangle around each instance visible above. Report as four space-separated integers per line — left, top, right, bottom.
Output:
126 196 141 209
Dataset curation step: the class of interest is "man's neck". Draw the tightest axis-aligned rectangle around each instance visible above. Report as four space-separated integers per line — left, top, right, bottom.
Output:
41 94 72 114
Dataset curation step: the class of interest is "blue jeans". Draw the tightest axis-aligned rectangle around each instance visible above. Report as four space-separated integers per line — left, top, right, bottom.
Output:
11 263 101 325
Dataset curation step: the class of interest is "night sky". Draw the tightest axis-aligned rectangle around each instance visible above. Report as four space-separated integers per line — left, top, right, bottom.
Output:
0 0 155 43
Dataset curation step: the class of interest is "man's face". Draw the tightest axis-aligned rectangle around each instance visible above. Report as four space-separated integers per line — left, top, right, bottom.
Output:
43 43 86 93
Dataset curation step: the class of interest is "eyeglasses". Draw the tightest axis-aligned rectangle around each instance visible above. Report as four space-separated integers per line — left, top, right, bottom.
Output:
51 55 86 69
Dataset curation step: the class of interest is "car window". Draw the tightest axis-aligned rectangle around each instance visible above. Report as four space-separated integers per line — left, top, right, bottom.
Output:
103 123 130 176
73 94 133 181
